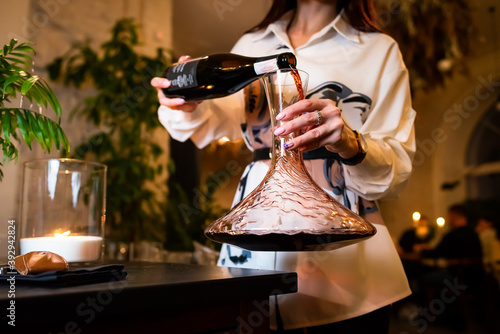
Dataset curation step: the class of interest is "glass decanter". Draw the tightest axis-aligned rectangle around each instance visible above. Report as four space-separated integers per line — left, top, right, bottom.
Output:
205 69 376 251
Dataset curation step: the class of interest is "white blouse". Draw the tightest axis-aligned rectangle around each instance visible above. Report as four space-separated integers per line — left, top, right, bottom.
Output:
159 11 416 330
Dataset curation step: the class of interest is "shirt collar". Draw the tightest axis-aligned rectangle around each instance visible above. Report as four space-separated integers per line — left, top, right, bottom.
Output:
251 9 361 45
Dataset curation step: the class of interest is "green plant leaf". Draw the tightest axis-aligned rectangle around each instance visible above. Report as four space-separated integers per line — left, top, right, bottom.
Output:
24 110 46 151
36 114 52 151
9 38 17 50
47 119 60 149
9 52 32 60
2 74 21 94
39 80 62 116
5 142 17 163
4 56 31 68
57 125 70 152
21 75 39 94
0 39 68 179
10 42 35 60
2 110 11 144
0 57 10 69
15 110 32 149
14 44 35 54
28 83 49 109
4 63 26 73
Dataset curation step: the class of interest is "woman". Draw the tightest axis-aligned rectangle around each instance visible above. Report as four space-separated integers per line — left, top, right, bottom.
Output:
152 0 416 332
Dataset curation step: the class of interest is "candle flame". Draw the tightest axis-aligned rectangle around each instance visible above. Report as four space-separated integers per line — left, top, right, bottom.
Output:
54 230 71 238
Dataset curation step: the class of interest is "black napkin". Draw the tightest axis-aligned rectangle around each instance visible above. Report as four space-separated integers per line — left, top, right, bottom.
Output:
0 264 127 286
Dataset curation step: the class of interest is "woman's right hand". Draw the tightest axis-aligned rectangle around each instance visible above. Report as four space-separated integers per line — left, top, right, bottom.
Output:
150 55 201 112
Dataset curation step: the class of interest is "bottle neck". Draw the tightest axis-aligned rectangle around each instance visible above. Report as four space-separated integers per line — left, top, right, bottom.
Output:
254 53 296 75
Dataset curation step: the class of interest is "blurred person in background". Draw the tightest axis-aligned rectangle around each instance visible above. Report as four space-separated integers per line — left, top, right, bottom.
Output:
476 214 500 286
420 204 482 260
398 215 435 255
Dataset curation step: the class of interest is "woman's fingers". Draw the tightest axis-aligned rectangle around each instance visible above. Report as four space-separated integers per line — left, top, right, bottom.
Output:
274 111 320 136
151 77 184 108
286 117 344 151
150 55 201 112
274 99 343 151
161 98 201 112
150 77 200 111
283 127 324 151
151 55 191 91
275 99 341 136
178 55 191 62
276 99 322 121
151 77 170 89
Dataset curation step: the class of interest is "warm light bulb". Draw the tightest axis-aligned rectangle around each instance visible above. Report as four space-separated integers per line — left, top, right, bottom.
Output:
412 212 421 222
436 217 445 227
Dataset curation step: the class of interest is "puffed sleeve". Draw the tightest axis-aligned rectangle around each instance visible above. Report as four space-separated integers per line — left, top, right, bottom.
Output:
157 34 257 149
343 46 416 200
158 91 244 148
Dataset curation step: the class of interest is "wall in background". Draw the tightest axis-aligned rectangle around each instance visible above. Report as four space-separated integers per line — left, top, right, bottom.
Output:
0 0 32 262
172 0 271 57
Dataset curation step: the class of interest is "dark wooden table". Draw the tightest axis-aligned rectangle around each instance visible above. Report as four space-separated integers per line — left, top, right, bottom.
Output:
0 262 297 333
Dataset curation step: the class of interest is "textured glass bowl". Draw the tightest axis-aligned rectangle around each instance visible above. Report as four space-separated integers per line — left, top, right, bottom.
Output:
205 70 376 251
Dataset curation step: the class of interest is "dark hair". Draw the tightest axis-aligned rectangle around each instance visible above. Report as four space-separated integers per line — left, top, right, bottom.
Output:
246 0 380 34
448 204 468 218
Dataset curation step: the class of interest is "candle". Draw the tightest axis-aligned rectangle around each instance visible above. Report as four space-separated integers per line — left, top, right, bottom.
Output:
20 235 103 263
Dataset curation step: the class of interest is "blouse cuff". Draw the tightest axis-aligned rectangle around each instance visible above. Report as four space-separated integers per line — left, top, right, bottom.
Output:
343 140 396 200
157 104 212 142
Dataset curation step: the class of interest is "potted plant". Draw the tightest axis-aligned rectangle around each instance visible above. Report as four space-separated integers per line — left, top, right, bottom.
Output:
0 39 69 179
46 19 174 249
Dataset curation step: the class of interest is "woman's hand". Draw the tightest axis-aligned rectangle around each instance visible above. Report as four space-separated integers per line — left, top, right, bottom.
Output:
150 55 201 112
273 99 359 159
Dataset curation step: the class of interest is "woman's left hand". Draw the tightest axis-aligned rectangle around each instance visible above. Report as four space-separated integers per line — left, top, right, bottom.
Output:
274 99 359 159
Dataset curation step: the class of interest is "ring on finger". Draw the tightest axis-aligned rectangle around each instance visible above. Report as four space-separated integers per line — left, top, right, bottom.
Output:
315 110 323 126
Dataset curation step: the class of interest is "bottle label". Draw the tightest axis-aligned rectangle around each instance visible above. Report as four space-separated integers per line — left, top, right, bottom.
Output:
254 59 279 75
166 60 200 91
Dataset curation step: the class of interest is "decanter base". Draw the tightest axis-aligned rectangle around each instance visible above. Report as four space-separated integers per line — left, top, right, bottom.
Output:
205 231 374 252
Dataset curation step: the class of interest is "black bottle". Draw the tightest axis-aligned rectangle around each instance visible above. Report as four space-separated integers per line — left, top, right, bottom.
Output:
162 52 297 101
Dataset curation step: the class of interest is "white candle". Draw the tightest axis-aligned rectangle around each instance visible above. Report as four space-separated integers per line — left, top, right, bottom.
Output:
20 236 103 262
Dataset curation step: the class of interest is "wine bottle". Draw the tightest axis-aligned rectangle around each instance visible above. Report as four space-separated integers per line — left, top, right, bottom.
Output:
161 52 297 101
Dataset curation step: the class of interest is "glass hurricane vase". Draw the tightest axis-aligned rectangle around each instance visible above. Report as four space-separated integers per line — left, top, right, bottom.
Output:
19 158 107 263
